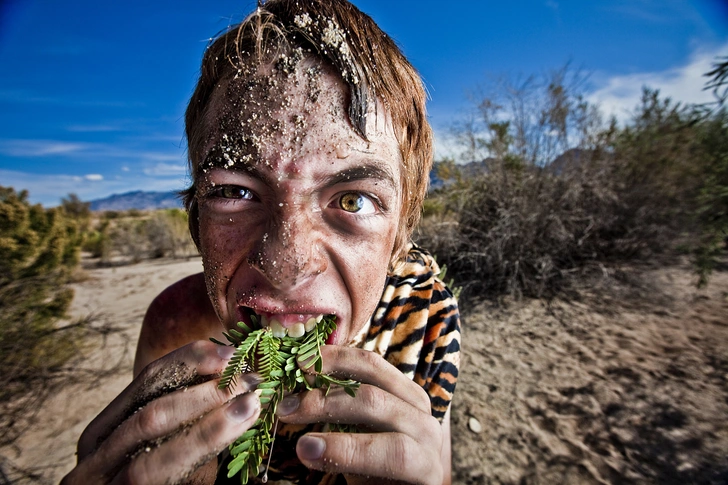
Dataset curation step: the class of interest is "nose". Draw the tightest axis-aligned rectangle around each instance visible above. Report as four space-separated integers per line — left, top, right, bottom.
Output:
248 209 327 290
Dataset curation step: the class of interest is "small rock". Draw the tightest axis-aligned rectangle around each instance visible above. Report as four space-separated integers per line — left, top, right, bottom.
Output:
468 417 483 434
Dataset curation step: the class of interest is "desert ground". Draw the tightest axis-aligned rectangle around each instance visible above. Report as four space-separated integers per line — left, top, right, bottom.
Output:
1 256 727 484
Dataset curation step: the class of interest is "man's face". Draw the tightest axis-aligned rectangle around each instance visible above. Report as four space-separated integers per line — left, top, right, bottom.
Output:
195 56 402 345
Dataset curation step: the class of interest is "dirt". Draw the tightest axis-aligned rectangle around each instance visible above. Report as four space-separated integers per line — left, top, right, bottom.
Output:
452 263 728 484
0 257 205 484
1 257 726 484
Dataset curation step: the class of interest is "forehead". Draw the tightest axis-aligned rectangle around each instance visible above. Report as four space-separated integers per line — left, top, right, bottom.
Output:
199 52 401 177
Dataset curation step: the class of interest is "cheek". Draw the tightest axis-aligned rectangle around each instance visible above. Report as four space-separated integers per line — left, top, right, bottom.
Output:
337 224 397 328
197 211 257 306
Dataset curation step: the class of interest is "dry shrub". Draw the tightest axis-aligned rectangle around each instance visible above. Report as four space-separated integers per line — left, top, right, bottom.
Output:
92 208 197 264
418 155 631 299
419 70 728 300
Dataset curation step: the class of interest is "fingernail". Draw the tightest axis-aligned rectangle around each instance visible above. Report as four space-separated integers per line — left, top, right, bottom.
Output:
297 435 325 461
277 394 300 416
226 394 259 422
242 372 263 388
217 345 235 360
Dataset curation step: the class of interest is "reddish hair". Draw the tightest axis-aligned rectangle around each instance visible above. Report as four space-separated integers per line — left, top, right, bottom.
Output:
183 0 432 266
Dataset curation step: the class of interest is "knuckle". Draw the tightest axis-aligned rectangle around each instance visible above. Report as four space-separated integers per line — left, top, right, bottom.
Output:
358 348 385 369
132 400 167 438
336 433 362 468
356 383 384 410
137 358 162 384
116 460 149 485
390 434 441 485
195 412 226 445
188 338 213 356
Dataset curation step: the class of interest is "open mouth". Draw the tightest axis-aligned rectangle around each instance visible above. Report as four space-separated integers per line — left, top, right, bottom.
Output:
238 307 329 339
261 313 324 338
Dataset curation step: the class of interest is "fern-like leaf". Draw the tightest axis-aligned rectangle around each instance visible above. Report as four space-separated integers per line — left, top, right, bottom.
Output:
213 314 359 484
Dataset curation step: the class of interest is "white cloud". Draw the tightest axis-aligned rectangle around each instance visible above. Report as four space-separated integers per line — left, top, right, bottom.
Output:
85 174 103 181
0 138 185 167
0 139 87 157
433 127 468 161
66 124 121 132
589 42 728 123
0 168 186 207
143 163 187 176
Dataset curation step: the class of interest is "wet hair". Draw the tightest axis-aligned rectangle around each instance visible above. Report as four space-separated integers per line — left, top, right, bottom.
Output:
183 0 433 266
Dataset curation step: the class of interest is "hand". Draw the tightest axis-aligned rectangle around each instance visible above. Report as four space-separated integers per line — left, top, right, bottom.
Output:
61 341 261 485
276 346 445 485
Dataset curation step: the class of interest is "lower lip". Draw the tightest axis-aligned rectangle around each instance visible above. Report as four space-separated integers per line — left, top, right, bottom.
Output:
326 327 338 345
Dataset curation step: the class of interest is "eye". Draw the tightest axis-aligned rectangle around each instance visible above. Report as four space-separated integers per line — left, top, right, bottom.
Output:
338 192 376 214
213 185 256 200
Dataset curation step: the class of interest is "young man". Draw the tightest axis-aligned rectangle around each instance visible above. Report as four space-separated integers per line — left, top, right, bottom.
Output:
62 1 460 483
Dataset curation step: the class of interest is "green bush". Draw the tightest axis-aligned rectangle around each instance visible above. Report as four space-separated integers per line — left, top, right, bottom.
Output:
0 187 86 446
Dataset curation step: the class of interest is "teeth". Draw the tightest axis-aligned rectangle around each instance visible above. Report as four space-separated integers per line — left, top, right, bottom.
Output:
288 322 305 338
270 319 287 338
258 313 326 337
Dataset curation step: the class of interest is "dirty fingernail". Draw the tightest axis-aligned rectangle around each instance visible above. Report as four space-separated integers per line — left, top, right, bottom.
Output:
226 393 259 422
217 345 235 359
277 394 300 416
297 435 325 461
242 372 263 388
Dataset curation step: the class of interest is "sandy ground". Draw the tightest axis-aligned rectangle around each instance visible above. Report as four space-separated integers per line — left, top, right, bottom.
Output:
2 257 727 484
0 257 205 484
452 264 728 484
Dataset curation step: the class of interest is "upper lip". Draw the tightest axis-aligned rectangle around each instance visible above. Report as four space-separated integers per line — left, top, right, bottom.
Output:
236 303 337 321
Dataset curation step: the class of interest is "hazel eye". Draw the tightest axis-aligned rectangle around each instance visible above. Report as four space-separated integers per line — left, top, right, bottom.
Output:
340 193 363 212
338 192 375 214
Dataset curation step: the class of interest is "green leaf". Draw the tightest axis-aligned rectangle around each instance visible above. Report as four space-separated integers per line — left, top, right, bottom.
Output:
227 455 247 477
236 321 253 333
218 313 360 484
231 440 253 455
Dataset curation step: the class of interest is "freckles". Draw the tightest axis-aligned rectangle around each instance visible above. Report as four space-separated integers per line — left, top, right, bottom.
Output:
198 218 247 318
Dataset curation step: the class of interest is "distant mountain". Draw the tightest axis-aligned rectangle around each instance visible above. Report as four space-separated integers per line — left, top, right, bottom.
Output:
89 190 183 211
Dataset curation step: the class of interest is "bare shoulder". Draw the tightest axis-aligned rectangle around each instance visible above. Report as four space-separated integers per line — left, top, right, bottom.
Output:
133 272 222 376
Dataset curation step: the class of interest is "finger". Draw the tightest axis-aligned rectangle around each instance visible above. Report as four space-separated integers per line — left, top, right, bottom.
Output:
277 384 438 438
296 432 442 485
77 372 261 480
79 340 237 458
303 346 431 413
109 392 261 485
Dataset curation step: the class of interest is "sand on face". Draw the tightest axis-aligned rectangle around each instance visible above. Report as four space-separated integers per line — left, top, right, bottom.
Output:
0 257 204 484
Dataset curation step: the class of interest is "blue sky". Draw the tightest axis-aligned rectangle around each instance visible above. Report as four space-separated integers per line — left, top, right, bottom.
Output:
1 0 726 206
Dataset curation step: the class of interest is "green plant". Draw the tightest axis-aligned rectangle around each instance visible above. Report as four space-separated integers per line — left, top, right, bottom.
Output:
0 186 87 446
215 315 359 484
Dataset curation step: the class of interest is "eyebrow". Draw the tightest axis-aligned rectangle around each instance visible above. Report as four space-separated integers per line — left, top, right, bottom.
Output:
322 164 399 192
200 147 398 193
